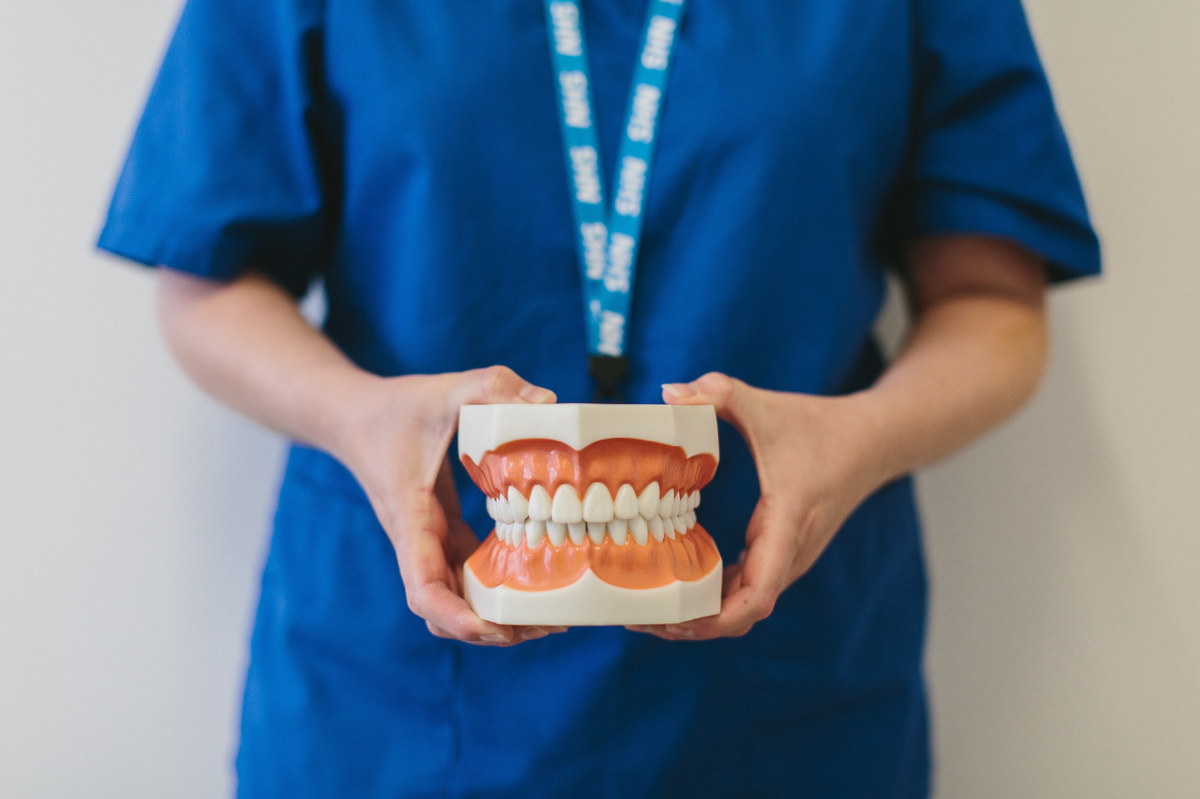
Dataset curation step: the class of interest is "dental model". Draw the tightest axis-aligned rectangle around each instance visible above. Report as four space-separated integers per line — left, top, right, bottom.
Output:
458 404 722 626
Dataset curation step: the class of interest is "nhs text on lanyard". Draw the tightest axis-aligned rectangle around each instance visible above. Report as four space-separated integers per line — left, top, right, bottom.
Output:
543 0 687 400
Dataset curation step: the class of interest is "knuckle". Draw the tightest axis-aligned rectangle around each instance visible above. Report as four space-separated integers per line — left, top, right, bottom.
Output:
723 376 748 402
455 610 476 637
754 595 776 622
481 365 513 396
700 372 736 404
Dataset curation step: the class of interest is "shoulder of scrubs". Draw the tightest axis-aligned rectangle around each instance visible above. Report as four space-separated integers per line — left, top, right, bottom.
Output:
97 0 334 297
894 0 1100 282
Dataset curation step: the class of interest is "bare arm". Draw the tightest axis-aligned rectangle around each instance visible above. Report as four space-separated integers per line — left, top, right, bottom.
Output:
638 234 1048 639
157 272 373 455
858 234 1047 484
157 270 558 646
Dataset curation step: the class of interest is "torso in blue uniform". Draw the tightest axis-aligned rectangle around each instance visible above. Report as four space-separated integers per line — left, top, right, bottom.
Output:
99 0 1099 795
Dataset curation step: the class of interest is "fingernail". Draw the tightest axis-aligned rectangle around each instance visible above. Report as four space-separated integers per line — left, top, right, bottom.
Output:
664 625 695 637
662 383 697 398
482 633 510 643
547 626 569 634
519 385 555 404
521 627 549 640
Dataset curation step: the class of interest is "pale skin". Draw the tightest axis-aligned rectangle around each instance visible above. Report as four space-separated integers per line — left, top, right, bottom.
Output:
157 234 1047 645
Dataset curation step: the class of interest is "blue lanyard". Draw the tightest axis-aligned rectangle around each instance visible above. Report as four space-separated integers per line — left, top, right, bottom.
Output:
543 0 688 399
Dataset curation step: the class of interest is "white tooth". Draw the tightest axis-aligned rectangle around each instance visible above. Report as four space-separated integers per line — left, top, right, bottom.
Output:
638 482 660 520
486 496 496 519
648 515 665 542
614 484 640 519
683 491 694 512
629 515 649 545
685 510 696 529
504 522 516 545
552 484 584 524
664 518 677 540
508 486 529 523
671 492 682 517
582 483 615 523
659 489 675 520
492 522 502 542
587 522 607 545
673 515 687 535
568 522 587 545
691 490 700 510
546 521 568 547
497 495 515 524
608 518 628 545
525 519 546 548
528 485 552 521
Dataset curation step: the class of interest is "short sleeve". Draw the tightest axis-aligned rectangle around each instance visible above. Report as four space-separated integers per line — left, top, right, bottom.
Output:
898 0 1100 282
98 0 334 296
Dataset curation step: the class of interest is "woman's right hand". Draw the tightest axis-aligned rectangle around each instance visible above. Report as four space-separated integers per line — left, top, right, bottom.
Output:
333 366 562 646
157 273 556 645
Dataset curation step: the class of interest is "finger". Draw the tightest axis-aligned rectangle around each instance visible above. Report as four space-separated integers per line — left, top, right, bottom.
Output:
658 505 792 639
624 626 680 641
721 559 745 596
517 627 550 641
625 557 749 640
390 488 514 644
661 373 758 444
661 372 740 413
426 620 455 639
428 619 522 647
451 365 556 408
625 623 740 642
404 525 506 642
409 578 515 644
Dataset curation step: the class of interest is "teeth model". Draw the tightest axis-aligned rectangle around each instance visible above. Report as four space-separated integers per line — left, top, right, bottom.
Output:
458 403 722 626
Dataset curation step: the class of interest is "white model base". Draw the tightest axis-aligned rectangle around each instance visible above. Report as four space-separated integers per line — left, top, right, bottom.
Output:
463 560 723 626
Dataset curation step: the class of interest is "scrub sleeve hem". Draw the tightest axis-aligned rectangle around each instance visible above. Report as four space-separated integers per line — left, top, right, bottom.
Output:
97 223 318 298
907 182 1101 283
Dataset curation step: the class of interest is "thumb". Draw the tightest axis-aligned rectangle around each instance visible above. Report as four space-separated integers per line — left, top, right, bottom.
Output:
661 372 747 423
451 365 557 408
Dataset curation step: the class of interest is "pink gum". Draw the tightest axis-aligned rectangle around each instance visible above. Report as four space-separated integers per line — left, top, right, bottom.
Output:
460 438 717 499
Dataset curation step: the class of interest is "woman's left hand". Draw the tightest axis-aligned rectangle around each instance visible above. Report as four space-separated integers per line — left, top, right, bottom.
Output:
628 238 1050 641
627 373 888 640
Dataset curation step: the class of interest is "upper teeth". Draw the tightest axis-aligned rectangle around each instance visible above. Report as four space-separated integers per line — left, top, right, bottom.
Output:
527 484 553 521
508 486 529 523
487 482 701 548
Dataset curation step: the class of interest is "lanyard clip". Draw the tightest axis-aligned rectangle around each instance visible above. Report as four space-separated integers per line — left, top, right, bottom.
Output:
588 355 629 403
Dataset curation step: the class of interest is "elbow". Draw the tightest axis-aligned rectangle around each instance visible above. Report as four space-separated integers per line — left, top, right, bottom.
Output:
999 297 1051 418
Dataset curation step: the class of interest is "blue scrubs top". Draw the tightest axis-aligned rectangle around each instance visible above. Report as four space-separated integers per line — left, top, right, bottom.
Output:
100 1 1099 796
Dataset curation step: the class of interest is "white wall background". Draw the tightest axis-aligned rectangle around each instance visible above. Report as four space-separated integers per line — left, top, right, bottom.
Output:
0 1 1195 796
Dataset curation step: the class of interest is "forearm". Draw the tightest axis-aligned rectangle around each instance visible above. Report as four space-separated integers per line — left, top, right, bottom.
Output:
849 235 1049 489
852 294 1048 487
156 269 376 459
